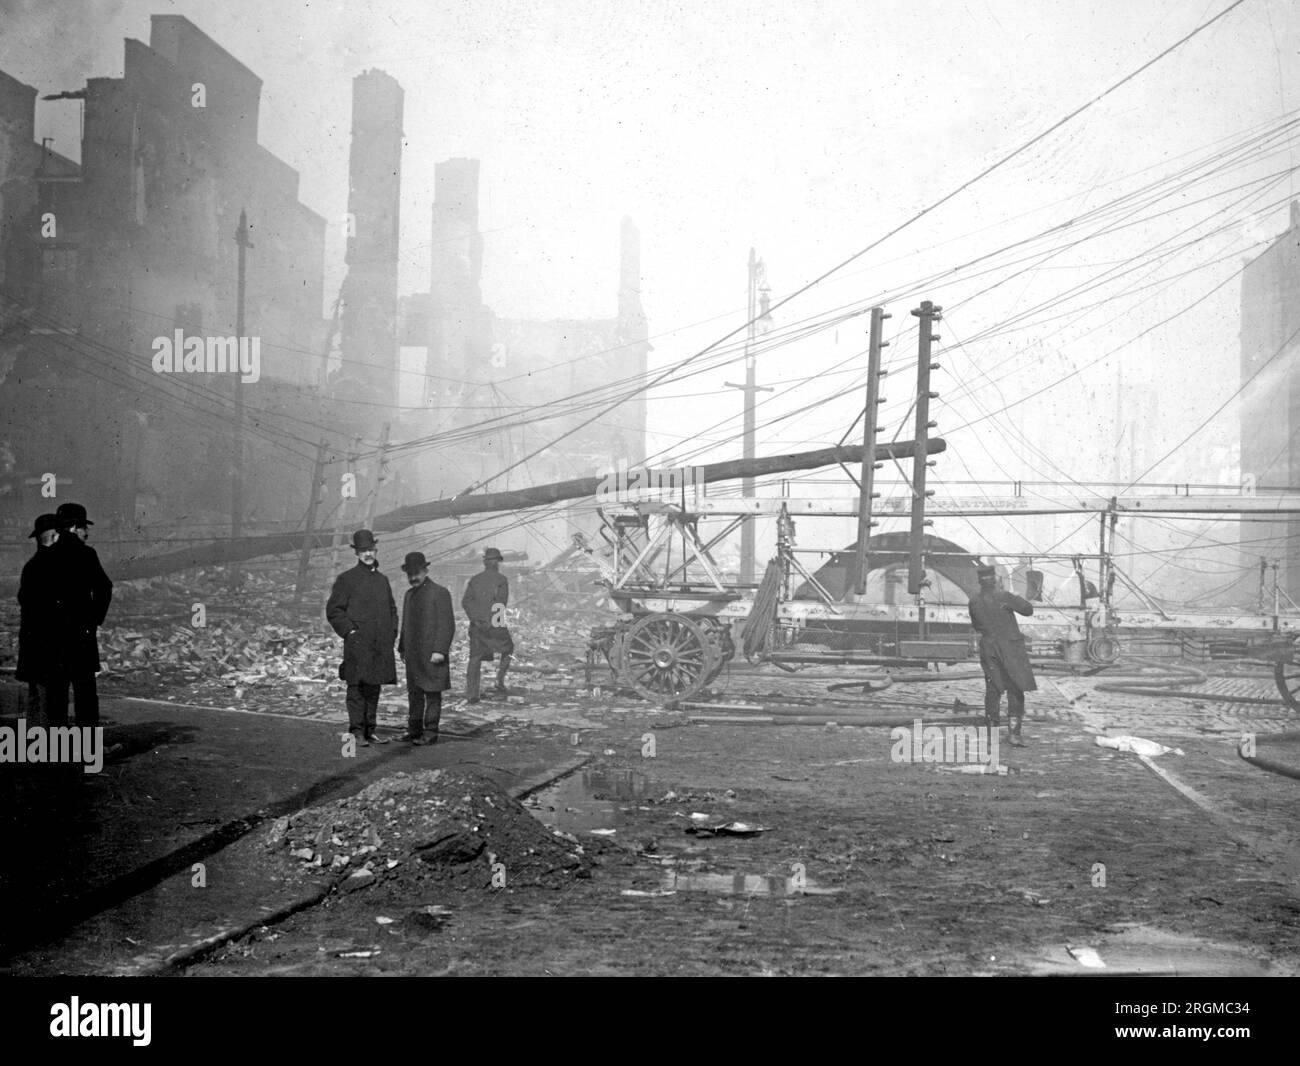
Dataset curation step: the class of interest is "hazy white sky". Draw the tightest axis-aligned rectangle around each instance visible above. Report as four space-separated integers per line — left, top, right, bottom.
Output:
4 0 1297 553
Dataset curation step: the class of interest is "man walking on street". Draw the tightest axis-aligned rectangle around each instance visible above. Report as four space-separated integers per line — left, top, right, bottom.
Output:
397 552 455 745
326 529 398 747
16 513 60 725
968 563 1036 746
462 547 513 704
44 503 113 729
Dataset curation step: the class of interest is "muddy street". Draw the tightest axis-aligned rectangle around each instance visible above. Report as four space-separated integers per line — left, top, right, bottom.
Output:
6 639 1292 978
184 676 1300 977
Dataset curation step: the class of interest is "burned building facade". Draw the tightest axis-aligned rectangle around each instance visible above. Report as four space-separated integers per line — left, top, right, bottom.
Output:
0 16 355 560
1240 200 1300 603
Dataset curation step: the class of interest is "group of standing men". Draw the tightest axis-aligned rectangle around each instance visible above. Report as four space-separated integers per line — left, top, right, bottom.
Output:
325 530 514 747
15 503 114 728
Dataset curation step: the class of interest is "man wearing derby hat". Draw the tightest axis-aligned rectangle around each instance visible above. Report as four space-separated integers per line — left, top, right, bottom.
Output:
397 551 456 744
16 513 60 723
968 562 1036 746
326 529 398 747
43 502 113 728
462 547 514 704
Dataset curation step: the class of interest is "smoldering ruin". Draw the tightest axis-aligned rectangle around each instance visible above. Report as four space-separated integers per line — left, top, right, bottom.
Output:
1 2 1299 1002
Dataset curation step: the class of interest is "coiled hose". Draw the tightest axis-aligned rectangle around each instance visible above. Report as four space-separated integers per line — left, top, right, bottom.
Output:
741 559 783 661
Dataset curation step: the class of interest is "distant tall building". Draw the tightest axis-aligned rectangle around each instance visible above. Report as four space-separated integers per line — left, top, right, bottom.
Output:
394 159 650 563
1239 200 1300 600
427 157 490 402
339 68 403 414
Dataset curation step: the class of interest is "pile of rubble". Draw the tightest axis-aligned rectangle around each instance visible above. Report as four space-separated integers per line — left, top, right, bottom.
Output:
0 555 617 718
262 769 592 893
18 559 598 706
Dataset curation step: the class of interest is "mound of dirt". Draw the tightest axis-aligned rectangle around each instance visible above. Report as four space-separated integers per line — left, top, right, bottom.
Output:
261 769 591 894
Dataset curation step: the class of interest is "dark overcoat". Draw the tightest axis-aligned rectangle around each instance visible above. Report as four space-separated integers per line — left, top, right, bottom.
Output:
968 586 1037 692
398 578 456 692
326 562 398 685
16 545 55 682
40 533 113 678
462 569 513 660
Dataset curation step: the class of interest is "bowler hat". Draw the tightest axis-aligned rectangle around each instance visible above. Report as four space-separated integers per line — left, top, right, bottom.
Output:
401 551 429 573
976 564 997 579
351 529 377 550
55 502 93 527
28 513 58 539
483 547 504 562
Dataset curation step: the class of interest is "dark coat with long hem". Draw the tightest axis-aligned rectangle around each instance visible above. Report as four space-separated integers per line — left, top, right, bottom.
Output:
462 569 514 660
968 586 1037 692
327 562 398 685
41 533 113 678
398 578 455 692
16 545 55 682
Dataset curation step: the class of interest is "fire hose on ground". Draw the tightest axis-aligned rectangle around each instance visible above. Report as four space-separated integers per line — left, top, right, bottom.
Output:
1091 656 1286 706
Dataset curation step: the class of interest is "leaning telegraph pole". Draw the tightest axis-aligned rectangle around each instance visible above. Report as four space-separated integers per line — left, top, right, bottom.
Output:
293 440 329 608
907 300 942 596
725 248 773 584
847 306 890 599
229 208 253 590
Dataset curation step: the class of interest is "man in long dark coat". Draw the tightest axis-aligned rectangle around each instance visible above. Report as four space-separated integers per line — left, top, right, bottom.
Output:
16 512 60 724
44 503 113 728
326 529 398 747
462 547 514 704
968 563 1036 746
397 551 455 745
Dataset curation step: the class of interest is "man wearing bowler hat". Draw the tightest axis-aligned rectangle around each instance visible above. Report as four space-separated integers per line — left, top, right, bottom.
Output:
968 562 1036 746
43 502 113 728
326 529 398 747
462 547 514 704
397 551 455 744
16 513 60 723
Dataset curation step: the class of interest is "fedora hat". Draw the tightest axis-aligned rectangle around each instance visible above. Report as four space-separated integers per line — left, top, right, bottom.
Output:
28 513 59 539
401 551 429 573
55 502 93 527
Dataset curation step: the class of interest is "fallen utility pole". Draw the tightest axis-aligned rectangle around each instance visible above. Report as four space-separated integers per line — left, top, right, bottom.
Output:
110 438 947 581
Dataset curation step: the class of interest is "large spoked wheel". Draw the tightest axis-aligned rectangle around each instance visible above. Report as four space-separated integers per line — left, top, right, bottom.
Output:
1274 661 1300 710
622 613 714 702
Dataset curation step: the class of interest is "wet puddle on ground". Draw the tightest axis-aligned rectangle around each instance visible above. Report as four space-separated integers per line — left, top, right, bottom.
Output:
659 871 841 897
526 768 668 835
1024 923 1279 976
527 770 841 898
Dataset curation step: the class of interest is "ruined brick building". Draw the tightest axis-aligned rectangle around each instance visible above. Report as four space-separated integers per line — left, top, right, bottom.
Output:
0 15 354 562
1 13 646 573
1239 199 1300 603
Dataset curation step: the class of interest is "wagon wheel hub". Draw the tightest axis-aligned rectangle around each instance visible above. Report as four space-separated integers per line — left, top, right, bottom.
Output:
619 612 718 703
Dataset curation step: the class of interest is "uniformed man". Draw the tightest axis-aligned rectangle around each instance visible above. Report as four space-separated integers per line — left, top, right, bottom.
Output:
326 529 398 747
462 547 513 704
43 503 113 728
968 563 1036 746
397 551 455 745
16 513 60 724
